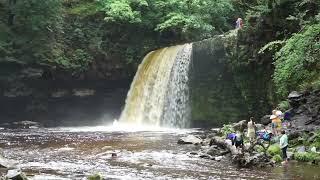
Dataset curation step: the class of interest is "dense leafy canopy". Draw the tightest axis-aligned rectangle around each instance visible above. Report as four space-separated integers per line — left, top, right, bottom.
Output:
97 0 234 39
0 0 319 100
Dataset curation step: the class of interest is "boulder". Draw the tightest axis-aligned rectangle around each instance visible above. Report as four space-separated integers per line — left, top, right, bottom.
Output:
288 91 305 108
206 146 220 156
296 146 306 153
260 115 271 125
199 154 212 159
214 156 223 161
310 147 317 153
177 135 202 145
288 91 302 99
255 123 264 131
288 130 301 140
0 157 16 169
5 169 28 180
232 120 247 132
189 152 198 155
287 151 294 160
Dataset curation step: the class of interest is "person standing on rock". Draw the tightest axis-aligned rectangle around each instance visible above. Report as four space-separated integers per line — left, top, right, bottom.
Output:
270 115 278 136
280 130 288 164
271 110 282 136
247 117 256 143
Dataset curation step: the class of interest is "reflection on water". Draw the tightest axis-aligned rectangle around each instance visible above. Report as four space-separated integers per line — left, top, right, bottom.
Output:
0 126 319 179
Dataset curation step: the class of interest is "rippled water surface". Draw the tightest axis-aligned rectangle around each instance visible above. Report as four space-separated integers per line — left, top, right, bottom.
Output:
0 126 319 179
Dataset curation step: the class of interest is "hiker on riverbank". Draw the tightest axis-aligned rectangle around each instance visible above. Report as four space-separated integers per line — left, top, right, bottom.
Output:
247 117 256 142
280 130 288 164
271 110 282 136
227 132 243 149
234 131 244 149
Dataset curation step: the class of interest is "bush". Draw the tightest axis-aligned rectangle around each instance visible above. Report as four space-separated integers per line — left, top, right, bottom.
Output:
294 152 320 162
87 174 103 180
267 144 281 156
221 124 234 137
273 24 320 98
272 154 283 163
277 100 290 111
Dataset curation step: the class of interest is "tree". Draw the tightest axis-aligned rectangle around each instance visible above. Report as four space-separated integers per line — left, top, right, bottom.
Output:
97 0 234 40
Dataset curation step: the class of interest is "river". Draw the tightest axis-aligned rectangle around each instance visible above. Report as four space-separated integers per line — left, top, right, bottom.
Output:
0 126 319 179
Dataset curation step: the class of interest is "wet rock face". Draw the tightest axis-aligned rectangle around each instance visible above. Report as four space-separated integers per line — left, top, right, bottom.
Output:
289 90 320 131
0 121 42 129
260 115 271 125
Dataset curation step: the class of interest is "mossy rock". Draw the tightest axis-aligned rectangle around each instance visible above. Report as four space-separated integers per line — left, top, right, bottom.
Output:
267 144 281 156
87 174 103 180
272 154 283 163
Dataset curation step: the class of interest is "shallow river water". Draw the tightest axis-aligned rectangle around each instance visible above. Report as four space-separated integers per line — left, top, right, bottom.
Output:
0 126 319 180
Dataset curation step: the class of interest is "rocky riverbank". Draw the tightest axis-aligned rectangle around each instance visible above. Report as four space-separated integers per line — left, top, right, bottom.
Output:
178 90 320 168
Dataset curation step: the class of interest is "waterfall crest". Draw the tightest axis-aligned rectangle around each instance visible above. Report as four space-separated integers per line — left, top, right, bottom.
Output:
119 44 192 128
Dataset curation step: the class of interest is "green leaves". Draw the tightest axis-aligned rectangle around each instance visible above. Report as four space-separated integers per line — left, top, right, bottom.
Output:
273 24 320 97
98 0 142 23
98 0 234 40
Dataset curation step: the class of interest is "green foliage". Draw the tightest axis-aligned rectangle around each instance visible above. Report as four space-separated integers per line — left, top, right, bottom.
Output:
13 0 62 33
273 24 320 97
98 0 234 40
277 100 290 111
87 173 103 180
272 154 283 163
221 124 234 137
54 49 93 72
258 40 285 54
310 131 320 149
0 0 63 65
68 1 99 16
267 144 281 156
294 152 320 162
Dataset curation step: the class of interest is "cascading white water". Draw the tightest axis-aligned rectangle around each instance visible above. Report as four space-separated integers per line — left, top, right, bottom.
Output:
119 44 192 128
161 44 192 127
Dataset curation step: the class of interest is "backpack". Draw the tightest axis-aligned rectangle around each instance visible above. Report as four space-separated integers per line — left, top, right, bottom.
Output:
263 133 271 141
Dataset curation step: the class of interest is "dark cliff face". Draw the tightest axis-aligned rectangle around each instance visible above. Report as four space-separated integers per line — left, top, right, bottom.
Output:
190 31 274 127
0 79 129 126
288 90 320 132
191 35 249 127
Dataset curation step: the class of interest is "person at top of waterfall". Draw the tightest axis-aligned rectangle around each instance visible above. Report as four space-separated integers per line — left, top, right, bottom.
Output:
279 130 288 164
247 117 256 143
236 18 243 29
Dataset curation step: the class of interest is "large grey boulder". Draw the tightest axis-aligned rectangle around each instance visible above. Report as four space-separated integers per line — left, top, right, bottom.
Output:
288 91 302 99
296 146 306 153
232 120 247 132
177 135 202 145
206 146 220 156
5 169 28 180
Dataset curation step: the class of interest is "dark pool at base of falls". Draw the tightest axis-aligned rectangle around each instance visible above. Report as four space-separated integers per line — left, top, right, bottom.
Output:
0 126 319 180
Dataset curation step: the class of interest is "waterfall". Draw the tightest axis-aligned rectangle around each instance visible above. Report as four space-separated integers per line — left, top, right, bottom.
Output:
119 44 192 128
